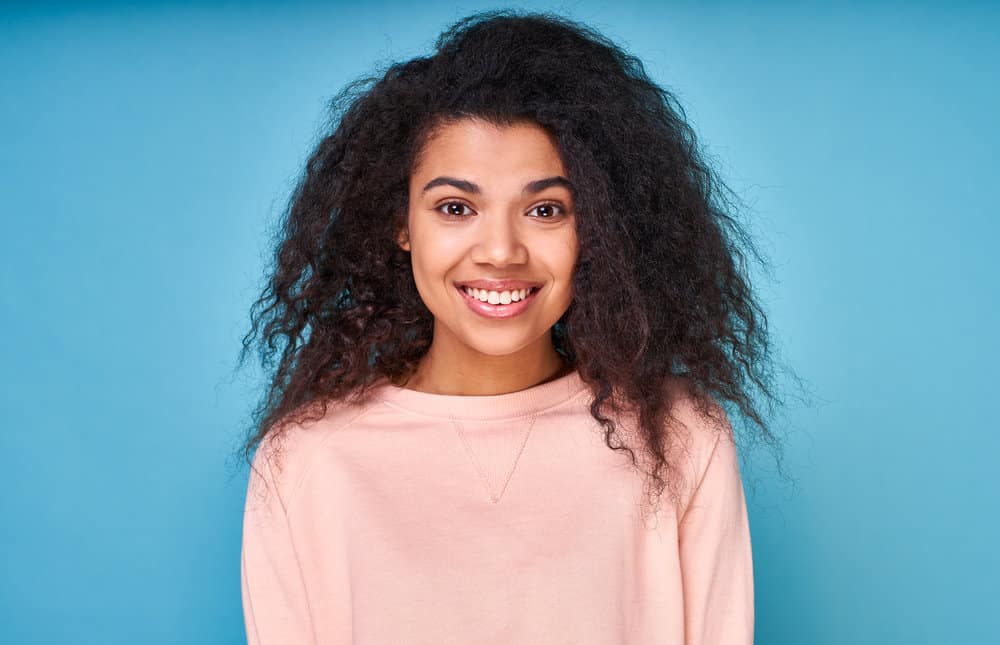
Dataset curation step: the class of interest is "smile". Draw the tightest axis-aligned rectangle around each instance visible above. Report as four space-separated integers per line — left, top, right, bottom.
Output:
454 284 541 319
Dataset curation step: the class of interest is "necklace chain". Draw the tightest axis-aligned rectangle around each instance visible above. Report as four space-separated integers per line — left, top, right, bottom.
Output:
449 414 538 504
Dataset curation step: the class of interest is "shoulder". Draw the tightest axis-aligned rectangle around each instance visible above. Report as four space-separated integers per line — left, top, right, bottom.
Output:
663 378 731 447
660 379 736 508
247 395 380 511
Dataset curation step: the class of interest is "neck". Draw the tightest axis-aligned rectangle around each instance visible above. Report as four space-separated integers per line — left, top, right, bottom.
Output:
402 331 570 396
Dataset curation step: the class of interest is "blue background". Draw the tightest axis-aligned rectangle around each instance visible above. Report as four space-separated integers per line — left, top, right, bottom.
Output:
2 1 997 643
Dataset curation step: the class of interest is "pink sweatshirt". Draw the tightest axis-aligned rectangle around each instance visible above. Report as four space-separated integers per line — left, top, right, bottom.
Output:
241 369 753 644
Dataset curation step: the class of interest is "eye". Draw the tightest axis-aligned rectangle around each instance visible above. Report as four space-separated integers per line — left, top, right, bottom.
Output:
437 201 474 218
527 202 564 219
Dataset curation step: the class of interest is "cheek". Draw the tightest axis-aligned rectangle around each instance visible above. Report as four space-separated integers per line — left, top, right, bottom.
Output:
548 234 579 279
553 236 579 304
410 252 440 291
408 236 455 295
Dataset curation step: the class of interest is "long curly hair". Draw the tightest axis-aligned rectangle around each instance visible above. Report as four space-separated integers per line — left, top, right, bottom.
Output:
238 10 793 512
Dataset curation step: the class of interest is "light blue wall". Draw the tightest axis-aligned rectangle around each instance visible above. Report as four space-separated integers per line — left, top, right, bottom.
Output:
2 1 996 643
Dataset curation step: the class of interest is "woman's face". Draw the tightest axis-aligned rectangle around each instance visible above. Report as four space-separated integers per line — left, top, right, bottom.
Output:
400 118 578 362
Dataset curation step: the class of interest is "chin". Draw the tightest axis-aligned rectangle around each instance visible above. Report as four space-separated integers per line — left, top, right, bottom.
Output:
455 330 545 358
464 339 537 358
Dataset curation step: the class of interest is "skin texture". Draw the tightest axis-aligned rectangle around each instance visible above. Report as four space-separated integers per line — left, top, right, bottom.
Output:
397 119 578 395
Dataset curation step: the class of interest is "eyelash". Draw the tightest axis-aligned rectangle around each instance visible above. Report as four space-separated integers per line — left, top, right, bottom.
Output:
436 201 566 219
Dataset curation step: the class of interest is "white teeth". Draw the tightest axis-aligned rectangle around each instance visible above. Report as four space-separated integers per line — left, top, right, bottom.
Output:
461 286 536 304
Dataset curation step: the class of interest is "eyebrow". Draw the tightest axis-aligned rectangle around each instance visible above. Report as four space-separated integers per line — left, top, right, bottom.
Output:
523 176 573 194
421 175 573 195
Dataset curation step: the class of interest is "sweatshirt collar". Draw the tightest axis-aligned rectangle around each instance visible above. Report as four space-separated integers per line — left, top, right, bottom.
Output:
374 369 588 421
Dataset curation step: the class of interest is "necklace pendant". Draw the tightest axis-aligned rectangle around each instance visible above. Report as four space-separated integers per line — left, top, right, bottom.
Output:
450 415 538 505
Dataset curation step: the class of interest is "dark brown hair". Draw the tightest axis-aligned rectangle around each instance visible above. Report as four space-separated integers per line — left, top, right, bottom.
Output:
238 10 796 511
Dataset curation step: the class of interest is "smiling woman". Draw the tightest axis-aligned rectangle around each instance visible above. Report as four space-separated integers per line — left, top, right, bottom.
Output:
238 10 783 645
398 119 578 394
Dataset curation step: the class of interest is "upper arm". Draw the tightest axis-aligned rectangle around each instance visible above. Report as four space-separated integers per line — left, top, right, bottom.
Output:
241 436 318 645
676 413 755 645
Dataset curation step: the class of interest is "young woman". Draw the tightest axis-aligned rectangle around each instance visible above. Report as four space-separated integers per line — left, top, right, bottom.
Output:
239 11 783 645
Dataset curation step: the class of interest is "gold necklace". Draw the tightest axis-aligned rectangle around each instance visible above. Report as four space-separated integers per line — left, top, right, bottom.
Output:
449 414 538 504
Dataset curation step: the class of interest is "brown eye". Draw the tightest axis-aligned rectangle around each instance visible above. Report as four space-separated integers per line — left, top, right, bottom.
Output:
439 202 473 217
529 203 563 218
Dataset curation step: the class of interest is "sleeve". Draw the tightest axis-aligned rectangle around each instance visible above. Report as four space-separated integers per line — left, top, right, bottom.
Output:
241 439 318 645
677 427 755 645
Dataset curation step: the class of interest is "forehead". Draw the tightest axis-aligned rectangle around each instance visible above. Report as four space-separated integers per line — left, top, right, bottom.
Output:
411 118 566 185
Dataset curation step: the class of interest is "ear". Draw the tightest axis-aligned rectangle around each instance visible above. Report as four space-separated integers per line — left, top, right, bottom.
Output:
395 226 411 252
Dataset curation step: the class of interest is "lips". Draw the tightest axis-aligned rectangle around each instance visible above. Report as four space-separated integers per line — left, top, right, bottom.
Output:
454 279 543 291
454 283 540 319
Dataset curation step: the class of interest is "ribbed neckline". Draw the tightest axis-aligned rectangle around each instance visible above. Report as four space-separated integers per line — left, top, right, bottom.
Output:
374 369 589 421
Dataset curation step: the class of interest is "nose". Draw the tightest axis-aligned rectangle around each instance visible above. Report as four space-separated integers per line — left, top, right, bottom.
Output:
470 211 528 267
